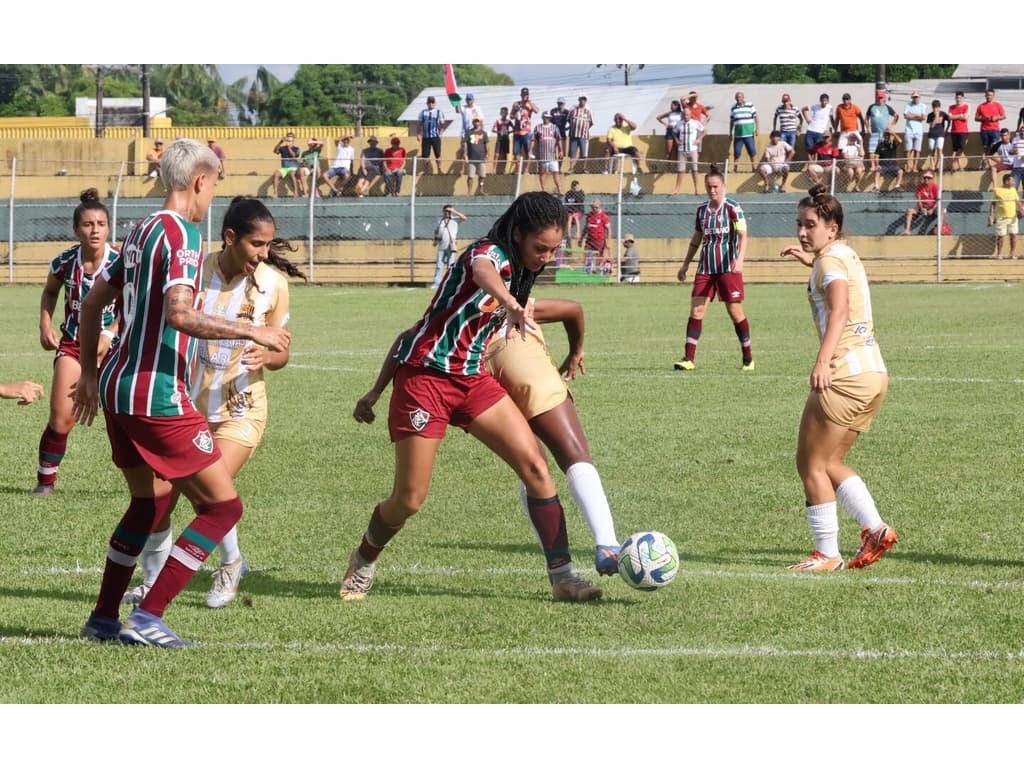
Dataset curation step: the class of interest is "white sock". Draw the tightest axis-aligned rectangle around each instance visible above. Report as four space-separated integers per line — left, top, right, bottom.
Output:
566 462 618 548
836 476 884 531
140 526 172 587
806 502 840 558
218 524 242 565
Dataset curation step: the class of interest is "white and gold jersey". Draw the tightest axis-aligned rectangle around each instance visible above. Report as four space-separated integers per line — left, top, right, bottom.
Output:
192 257 290 424
809 241 886 380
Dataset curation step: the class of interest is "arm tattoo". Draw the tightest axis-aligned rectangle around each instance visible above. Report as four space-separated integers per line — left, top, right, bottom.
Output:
165 285 250 341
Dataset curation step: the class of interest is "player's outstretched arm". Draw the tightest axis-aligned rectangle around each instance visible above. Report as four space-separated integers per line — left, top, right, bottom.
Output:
164 285 290 352
354 327 414 423
532 298 585 379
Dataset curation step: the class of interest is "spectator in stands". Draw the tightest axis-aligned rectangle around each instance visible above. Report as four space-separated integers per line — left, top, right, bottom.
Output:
579 200 610 273
948 91 970 173
872 130 904 192
672 105 705 195
492 106 513 175
987 128 1016 188
758 130 794 193
975 89 1006 159
657 99 685 167
989 172 1024 259
533 111 563 194
418 95 449 175
511 87 539 169
729 91 759 173
604 113 644 175
354 136 384 197
866 90 899 175
840 133 866 189
295 137 324 197
926 100 951 173
567 94 595 174
807 132 840 185
145 138 164 179
383 135 408 197
773 93 802 153
550 96 570 164
619 233 640 283
834 93 866 147
271 132 301 198
1011 126 1024 190
903 170 940 235
207 138 226 179
684 91 712 126
456 93 484 143
803 94 834 155
320 136 354 196
903 91 927 174
564 180 585 242
462 118 488 195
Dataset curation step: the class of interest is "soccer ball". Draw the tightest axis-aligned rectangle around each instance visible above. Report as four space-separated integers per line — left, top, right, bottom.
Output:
617 531 679 590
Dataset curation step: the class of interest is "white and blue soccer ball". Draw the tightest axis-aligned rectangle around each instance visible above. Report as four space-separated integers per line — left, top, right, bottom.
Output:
617 531 679 590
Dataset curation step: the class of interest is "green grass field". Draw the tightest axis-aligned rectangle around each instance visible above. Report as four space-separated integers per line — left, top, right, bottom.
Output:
1 280 1022 720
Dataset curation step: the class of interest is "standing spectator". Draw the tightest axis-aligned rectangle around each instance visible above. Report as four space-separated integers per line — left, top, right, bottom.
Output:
975 89 1006 160
989 172 1024 259
382 135 407 197
604 113 644 175
986 128 1016 188
319 135 354 196
417 95 448 175
619 233 640 283
145 138 164 178
657 99 685 167
684 90 712 126
1010 125 1024 190
948 91 971 173
549 96 570 164
579 199 610 273
295 137 324 197
840 133 866 189
926 100 951 172
675 165 754 372
430 204 467 289
672 105 705 195
567 94 595 174
354 136 384 197
462 118 489 196
456 93 484 142
903 170 940 235
564 179 585 242
533 111 563 194
270 132 301 198
773 93 802 153
729 91 759 173
834 93 866 147
872 130 905 192
802 94 834 155
758 130 794 193
207 138 226 179
865 90 899 175
903 91 927 174
511 87 539 169
492 106 512 175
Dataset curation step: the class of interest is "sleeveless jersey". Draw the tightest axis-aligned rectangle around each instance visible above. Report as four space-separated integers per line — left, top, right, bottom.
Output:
396 238 513 376
192 258 290 424
98 209 205 416
808 241 887 379
49 243 118 342
695 198 746 274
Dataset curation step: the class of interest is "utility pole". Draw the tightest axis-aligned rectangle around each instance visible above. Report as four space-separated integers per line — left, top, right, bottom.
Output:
141 64 151 138
597 64 645 85
95 67 104 138
335 81 400 136
876 63 887 95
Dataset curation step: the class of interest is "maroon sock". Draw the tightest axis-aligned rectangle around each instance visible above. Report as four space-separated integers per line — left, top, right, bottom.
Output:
36 425 68 487
140 496 243 618
357 504 405 562
734 318 752 364
95 492 173 619
684 317 702 362
527 495 571 571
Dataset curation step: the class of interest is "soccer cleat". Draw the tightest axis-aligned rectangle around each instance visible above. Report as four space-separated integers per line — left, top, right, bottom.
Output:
339 548 377 601
80 611 122 642
594 545 620 576
786 550 845 572
118 607 191 648
121 583 150 605
741 361 756 371
847 524 898 569
30 483 54 496
550 570 603 602
206 557 249 609
673 359 696 371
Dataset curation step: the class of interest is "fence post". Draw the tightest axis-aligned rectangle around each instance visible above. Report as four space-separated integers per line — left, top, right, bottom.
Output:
936 165 944 283
7 157 14 284
515 156 523 198
410 155 419 283
307 177 316 282
616 155 624 278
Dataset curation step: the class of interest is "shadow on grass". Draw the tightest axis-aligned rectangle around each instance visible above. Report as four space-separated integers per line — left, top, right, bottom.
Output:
703 548 1024 571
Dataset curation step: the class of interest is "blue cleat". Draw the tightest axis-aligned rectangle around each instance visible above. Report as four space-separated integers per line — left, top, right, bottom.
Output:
594 545 620 576
80 611 122 642
118 607 192 649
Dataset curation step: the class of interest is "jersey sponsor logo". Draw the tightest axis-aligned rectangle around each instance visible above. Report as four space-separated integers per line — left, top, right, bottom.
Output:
478 294 500 313
237 302 255 322
176 248 202 269
123 242 141 269
192 429 215 454
409 408 430 431
170 392 182 405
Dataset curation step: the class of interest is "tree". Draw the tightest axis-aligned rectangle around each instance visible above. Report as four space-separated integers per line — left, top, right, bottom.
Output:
712 64 957 83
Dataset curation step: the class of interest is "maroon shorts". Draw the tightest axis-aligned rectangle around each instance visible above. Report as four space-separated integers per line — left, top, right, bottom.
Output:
104 409 222 481
692 271 745 303
55 337 80 363
387 364 507 442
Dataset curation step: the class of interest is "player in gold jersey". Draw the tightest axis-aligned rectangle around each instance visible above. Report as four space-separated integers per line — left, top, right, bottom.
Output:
781 185 898 572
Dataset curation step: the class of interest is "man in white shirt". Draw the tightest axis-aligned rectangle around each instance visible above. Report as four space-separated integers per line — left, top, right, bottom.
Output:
320 136 355 196
802 94 834 155
903 91 927 174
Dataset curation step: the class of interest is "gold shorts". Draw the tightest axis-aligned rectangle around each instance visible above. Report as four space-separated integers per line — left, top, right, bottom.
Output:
818 372 888 432
484 332 569 420
209 415 266 451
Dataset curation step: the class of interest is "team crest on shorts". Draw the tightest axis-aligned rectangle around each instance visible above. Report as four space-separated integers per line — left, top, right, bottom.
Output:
409 408 431 431
192 429 215 453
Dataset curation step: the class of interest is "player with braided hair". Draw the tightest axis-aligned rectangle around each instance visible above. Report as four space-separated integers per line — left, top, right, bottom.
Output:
348 191 603 603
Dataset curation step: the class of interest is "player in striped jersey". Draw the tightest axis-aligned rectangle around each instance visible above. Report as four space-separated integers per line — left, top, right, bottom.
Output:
675 165 754 371
32 189 119 496
75 140 291 648
781 185 898 572
348 192 602 603
122 197 304 610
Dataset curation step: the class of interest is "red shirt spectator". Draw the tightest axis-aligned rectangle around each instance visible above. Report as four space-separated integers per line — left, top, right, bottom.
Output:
384 142 407 172
915 179 940 212
580 201 610 254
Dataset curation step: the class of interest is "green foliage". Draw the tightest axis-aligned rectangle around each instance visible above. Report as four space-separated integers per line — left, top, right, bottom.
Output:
713 64 957 83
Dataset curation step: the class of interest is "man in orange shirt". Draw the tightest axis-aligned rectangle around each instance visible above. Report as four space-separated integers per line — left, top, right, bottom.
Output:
834 93 866 148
